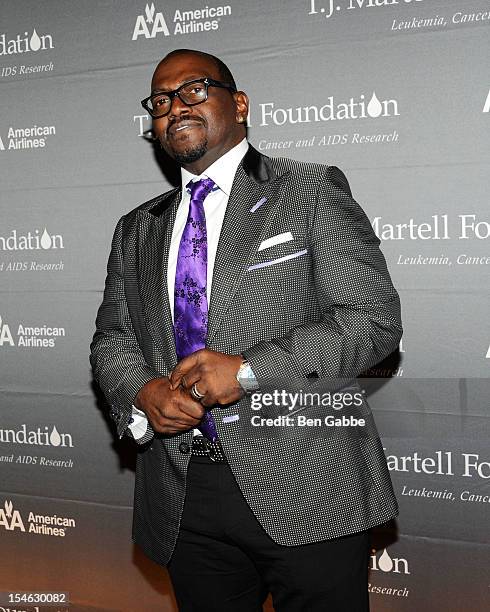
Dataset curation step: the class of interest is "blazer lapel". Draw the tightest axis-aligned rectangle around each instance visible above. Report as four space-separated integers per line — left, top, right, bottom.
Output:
207 147 290 343
136 189 180 367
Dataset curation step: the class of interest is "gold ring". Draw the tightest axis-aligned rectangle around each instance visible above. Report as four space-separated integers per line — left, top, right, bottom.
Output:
190 383 205 401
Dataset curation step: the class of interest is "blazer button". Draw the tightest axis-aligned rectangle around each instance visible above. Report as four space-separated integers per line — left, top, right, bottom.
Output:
179 442 190 454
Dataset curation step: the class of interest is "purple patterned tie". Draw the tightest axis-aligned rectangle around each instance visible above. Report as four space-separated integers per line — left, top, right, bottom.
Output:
174 178 218 442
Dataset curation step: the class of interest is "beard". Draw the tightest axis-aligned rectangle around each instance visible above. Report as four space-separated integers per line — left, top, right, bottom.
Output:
173 140 208 164
159 134 208 165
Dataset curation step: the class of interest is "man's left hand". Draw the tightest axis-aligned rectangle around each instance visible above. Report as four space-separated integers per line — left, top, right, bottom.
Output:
169 349 244 407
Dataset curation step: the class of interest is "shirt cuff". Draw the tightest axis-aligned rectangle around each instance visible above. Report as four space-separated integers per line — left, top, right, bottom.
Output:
128 405 149 439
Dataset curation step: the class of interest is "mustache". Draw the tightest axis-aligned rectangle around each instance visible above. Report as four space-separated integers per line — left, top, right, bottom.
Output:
166 116 206 133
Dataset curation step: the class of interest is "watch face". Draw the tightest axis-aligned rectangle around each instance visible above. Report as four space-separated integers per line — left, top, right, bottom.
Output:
239 363 251 378
237 362 259 392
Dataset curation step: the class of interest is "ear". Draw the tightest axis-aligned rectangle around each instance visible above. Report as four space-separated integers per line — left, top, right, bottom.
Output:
233 91 249 125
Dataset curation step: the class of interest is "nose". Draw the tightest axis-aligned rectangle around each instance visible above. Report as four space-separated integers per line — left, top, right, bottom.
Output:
168 92 191 118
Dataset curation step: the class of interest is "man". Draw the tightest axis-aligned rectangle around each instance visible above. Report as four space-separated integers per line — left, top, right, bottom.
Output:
90 48 402 611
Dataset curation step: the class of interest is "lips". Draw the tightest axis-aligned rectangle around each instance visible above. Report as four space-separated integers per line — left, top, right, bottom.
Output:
167 119 204 137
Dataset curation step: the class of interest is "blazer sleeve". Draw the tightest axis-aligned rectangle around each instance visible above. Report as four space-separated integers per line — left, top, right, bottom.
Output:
90 215 159 442
242 165 402 384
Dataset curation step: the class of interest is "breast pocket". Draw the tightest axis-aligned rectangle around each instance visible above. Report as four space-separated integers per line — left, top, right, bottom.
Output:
248 235 308 272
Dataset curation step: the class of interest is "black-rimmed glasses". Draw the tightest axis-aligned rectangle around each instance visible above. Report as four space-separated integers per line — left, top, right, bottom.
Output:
141 77 237 118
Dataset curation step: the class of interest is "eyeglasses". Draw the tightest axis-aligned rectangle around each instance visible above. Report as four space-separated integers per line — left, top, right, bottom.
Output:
141 77 237 118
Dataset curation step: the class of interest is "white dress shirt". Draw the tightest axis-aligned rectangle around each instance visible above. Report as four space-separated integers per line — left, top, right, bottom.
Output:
128 138 249 439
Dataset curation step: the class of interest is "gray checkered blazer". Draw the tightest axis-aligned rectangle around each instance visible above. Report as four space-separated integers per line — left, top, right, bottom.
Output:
90 146 402 567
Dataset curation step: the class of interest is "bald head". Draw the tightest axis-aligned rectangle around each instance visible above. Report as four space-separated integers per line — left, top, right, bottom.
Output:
159 49 237 90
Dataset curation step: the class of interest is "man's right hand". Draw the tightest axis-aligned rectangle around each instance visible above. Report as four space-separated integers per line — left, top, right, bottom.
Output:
134 377 205 435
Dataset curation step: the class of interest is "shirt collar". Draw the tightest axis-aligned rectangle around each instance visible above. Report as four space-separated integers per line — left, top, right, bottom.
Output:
180 138 249 196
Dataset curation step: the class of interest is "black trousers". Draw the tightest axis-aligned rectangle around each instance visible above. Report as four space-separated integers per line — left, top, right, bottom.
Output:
167 454 370 612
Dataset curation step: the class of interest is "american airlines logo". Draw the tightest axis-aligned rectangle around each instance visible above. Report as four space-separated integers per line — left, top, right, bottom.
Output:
0 314 14 347
0 313 66 349
0 499 76 537
131 3 232 40
0 124 56 151
132 3 170 39
0 500 25 531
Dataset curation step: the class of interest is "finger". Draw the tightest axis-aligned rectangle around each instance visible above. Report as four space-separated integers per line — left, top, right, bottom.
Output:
153 419 196 433
154 411 200 429
151 402 196 425
176 366 203 391
152 421 198 435
178 396 206 420
169 354 199 389
180 371 202 391
200 396 216 408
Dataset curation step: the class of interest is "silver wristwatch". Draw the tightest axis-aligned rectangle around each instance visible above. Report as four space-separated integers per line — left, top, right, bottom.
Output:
236 360 259 394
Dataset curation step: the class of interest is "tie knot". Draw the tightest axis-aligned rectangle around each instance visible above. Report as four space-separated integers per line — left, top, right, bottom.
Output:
187 178 216 203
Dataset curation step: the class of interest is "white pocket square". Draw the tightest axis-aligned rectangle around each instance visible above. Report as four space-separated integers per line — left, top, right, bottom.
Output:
258 231 293 252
